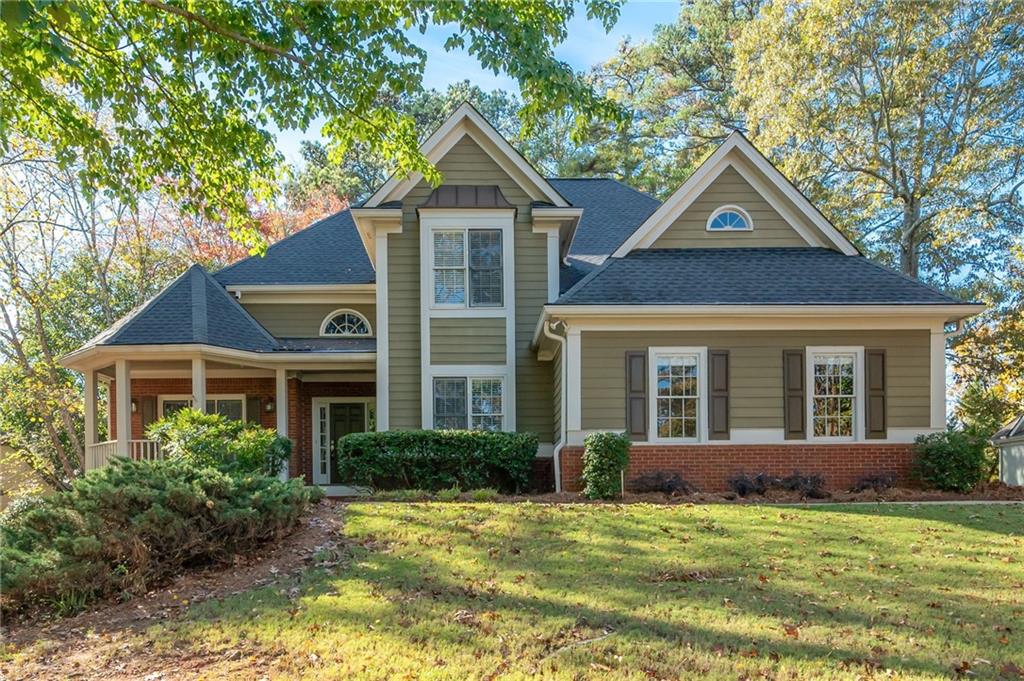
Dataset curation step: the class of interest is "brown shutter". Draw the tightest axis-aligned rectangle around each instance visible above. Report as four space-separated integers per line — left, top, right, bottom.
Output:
625 351 647 441
140 396 157 432
246 396 262 425
708 349 730 440
865 349 887 439
783 350 806 439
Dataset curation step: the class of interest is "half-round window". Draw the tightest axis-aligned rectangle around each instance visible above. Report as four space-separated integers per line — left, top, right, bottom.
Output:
706 205 753 231
320 310 372 337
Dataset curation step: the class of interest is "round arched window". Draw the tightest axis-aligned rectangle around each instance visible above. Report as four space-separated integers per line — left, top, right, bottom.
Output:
706 206 753 231
320 310 372 337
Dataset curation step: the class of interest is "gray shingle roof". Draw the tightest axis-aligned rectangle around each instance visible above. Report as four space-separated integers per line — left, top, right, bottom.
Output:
214 209 375 286
555 248 971 306
95 266 279 351
549 178 661 262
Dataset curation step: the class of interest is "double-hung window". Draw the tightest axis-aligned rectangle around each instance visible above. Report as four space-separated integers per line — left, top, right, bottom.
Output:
432 229 503 307
808 349 859 439
649 347 706 441
159 396 244 421
432 377 504 431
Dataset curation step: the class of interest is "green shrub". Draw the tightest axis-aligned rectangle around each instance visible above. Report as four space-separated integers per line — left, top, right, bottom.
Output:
336 430 538 493
146 408 290 476
435 485 462 502
581 432 631 500
913 429 988 492
0 458 319 615
468 487 499 502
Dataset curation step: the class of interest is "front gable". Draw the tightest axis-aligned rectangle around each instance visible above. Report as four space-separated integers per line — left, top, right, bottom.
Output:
614 133 859 257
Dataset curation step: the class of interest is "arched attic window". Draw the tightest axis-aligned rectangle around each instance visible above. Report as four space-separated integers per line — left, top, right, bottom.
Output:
706 205 753 231
320 309 372 337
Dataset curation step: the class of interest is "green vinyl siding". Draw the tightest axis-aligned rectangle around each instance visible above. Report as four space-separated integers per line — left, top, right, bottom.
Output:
580 329 931 431
430 318 505 364
242 303 375 337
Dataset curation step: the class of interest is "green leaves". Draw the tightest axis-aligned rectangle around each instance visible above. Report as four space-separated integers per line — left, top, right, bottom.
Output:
1 0 625 253
581 431 630 499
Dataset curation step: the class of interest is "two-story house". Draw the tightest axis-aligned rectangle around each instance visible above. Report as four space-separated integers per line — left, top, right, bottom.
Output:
62 104 982 493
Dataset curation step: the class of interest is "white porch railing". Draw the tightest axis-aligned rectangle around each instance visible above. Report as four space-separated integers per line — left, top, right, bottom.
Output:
85 440 163 470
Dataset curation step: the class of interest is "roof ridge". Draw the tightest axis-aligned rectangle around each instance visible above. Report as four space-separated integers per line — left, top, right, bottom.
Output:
547 176 661 204
103 265 196 346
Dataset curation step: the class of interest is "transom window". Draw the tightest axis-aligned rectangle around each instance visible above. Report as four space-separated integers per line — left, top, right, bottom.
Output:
810 353 856 438
320 309 372 337
649 347 707 441
706 205 752 231
432 229 503 307
432 377 504 431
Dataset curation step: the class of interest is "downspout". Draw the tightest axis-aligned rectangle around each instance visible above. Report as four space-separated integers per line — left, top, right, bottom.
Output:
542 320 567 493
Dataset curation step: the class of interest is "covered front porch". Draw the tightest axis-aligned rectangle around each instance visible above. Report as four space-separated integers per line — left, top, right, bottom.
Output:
71 347 376 491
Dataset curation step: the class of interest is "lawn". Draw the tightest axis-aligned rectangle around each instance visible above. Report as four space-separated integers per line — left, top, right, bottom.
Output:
13 502 1024 679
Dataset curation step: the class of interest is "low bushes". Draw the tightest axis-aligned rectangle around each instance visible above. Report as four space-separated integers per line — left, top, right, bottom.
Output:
850 473 896 493
628 471 694 496
728 471 829 499
581 432 631 500
914 429 988 492
146 408 291 476
336 430 538 493
0 458 321 615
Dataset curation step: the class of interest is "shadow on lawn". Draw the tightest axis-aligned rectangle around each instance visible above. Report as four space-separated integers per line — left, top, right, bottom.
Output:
794 501 1024 536
168 503 1020 678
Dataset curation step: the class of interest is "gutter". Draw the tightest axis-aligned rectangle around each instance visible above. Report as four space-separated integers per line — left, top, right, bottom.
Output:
542 320 567 493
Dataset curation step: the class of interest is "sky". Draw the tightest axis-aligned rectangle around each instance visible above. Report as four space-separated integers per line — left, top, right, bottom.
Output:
274 0 682 163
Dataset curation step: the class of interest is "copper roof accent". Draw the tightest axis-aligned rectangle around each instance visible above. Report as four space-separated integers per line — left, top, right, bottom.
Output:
420 185 514 209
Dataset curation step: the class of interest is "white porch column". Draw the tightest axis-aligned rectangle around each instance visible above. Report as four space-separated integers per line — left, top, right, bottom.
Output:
115 359 130 457
191 358 207 413
83 369 98 470
275 368 289 480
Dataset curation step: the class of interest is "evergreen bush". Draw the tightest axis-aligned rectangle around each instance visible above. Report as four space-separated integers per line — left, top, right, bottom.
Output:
913 429 988 492
581 432 630 500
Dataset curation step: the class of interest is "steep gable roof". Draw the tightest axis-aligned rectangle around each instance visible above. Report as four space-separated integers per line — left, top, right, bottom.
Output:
214 210 374 286
551 178 661 264
612 132 860 257
364 102 570 208
88 265 278 351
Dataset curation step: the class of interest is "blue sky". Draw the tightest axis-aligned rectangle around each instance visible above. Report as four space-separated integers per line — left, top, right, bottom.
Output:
274 1 681 162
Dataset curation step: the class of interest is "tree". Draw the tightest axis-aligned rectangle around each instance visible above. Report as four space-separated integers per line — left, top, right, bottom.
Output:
0 138 186 488
1 0 624 252
732 0 1024 280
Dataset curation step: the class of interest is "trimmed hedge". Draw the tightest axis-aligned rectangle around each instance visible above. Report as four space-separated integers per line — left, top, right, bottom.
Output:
336 430 538 493
0 458 321 615
581 432 631 500
914 429 988 492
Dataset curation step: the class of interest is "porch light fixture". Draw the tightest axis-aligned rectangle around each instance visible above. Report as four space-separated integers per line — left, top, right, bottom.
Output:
131 398 138 413
265 398 275 413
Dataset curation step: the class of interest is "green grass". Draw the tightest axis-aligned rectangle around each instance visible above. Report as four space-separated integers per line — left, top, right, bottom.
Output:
96 503 1024 678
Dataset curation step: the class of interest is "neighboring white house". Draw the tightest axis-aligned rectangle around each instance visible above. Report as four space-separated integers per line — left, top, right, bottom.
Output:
993 414 1024 487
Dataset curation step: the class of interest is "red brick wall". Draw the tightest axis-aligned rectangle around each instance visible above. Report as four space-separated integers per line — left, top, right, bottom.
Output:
109 377 374 482
559 443 916 493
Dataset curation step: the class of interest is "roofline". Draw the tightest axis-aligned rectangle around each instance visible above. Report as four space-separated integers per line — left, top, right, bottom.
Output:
363 102 570 208
60 343 376 372
531 303 986 347
611 132 860 258
224 283 376 294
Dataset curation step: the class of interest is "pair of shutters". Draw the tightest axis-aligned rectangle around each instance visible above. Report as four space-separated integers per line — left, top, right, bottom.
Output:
783 349 887 439
625 348 887 440
624 349 730 441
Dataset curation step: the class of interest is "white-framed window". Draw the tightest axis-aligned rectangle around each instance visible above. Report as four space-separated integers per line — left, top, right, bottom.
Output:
431 376 504 431
706 205 753 231
806 346 864 441
320 309 372 337
432 228 503 308
648 347 708 442
158 394 246 422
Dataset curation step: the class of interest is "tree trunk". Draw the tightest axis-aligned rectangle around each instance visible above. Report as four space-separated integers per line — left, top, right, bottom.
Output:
899 200 922 279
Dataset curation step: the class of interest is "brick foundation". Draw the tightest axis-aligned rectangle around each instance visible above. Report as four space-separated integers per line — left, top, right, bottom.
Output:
109 377 374 482
559 443 916 493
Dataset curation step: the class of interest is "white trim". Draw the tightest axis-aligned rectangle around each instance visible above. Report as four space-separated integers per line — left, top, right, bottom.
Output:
84 370 97 448
364 103 569 208
226 284 376 294
565 328 582 432
311 396 374 486
275 367 288 479
706 204 753 232
191 358 206 413
61 343 377 372
805 346 865 442
115 359 130 457
647 346 709 443
565 426 940 447
612 132 858 257
157 394 247 421
424 369 511 432
542 321 567 493
319 308 374 337
930 330 946 429
375 230 391 431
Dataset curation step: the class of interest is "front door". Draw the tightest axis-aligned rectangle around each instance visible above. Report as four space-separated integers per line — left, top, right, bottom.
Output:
328 403 365 484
